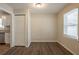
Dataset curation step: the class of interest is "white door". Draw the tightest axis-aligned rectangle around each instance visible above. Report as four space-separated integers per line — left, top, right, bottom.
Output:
15 15 25 46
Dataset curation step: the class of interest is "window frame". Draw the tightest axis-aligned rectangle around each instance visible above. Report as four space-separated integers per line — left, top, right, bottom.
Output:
0 18 4 28
63 8 78 40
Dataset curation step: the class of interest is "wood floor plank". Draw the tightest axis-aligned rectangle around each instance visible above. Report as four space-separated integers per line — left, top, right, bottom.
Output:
4 42 72 55
0 44 10 55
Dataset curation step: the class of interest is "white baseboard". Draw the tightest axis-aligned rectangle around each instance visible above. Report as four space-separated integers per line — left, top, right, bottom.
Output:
57 41 76 55
31 40 57 42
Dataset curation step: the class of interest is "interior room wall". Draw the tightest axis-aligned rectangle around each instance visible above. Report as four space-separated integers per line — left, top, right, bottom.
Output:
31 13 57 42
14 9 26 14
57 3 79 54
0 4 13 13
27 9 31 46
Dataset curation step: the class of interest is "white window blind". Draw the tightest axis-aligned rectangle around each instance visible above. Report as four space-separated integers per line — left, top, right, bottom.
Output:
64 8 78 39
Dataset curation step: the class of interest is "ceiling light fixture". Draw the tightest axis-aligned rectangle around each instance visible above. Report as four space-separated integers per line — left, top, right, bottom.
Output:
34 3 43 8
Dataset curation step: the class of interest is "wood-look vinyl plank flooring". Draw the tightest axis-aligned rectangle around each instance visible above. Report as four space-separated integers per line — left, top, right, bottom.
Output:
4 42 72 55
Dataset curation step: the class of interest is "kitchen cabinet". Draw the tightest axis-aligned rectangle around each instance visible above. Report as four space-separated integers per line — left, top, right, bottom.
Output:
0 32 5 43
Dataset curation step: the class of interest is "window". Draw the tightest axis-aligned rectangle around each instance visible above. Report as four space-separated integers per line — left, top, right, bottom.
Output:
0 18 4 28
64 8 78 39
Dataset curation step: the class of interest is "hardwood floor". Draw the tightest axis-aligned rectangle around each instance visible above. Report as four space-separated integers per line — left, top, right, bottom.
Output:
0 44 10 55
4 42 72 55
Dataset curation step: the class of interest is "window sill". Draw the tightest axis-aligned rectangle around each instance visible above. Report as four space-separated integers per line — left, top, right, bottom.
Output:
64 34 78 40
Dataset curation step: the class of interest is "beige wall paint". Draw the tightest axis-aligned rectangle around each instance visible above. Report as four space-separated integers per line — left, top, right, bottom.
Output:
0 4 13 14
14 9 26 14
58 3 79 54
31 13 57 42
25 9 32 47
27 9 31 46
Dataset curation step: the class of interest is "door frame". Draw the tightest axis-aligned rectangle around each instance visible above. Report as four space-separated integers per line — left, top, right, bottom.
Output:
15 14 26 46
0 6 15 47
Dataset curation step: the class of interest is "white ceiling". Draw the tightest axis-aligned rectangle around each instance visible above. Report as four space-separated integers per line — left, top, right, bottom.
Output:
7 3 69 14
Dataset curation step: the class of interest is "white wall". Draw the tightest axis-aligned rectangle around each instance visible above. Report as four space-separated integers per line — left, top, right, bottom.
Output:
0 4 13 14
31 13 57 42
27 9 31 46
14 9 26 14
57 3 79 54
25 9 31 47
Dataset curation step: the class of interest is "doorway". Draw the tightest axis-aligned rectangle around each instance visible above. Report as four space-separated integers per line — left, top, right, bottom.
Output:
15 15 25 46
0 10 12 54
